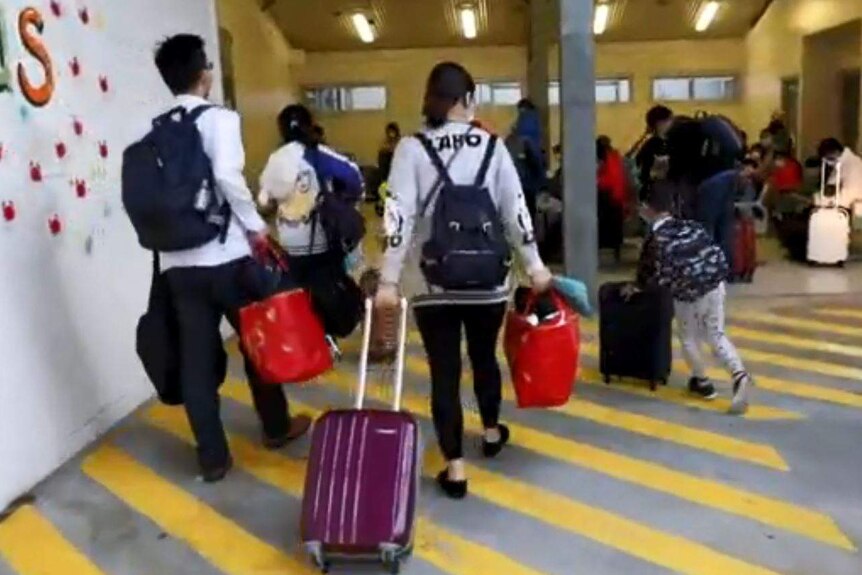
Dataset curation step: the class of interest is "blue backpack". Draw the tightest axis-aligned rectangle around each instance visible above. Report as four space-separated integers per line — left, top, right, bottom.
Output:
122 106 229 251
415 134 511 290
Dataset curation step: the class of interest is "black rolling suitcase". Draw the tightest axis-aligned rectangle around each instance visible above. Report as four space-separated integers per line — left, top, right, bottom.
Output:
599 282 673 390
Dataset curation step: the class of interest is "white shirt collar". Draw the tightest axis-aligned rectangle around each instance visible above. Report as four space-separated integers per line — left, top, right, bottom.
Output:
175 94 210 107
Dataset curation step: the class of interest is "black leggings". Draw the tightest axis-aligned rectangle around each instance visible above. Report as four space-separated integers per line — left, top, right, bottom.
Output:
414 303 508 461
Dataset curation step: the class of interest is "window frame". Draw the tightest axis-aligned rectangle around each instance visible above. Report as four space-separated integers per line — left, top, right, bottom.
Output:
475 80 524 107
651 74 739 103
547 77 633 106
303 84 388 114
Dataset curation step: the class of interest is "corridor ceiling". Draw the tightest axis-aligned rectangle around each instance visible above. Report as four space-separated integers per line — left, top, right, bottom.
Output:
263 0 773 52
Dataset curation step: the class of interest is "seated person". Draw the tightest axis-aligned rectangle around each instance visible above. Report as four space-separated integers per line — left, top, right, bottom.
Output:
817 137 862 209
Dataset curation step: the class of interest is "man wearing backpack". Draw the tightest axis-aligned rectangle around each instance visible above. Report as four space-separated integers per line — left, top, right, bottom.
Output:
124 35 311 482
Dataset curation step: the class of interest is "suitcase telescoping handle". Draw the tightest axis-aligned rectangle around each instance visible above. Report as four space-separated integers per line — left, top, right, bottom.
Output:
356 297 409 412
820 159 842 205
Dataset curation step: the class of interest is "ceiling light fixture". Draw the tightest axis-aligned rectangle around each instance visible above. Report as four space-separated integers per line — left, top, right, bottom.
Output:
351 13 376 43
695 1 720 32
460 6 478 40
593 2 610 36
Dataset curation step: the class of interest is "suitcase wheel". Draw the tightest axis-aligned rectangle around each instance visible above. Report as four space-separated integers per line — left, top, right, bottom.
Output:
603 373 611 385
661 378 668 386
649 380 658 392
309 547 330 573
382 549 401 574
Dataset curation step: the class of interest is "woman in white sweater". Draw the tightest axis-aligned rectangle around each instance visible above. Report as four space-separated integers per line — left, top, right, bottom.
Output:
375 62 552 499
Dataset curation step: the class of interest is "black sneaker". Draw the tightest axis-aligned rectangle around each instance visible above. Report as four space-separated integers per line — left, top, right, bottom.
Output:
436 470 468 500
687 377 718 400
482 424 511 458
199 456 233 483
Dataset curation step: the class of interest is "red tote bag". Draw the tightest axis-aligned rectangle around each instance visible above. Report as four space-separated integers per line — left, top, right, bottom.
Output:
239 289 333 384
504 291 580 408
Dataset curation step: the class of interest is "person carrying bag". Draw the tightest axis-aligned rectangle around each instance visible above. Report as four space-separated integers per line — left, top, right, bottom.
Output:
374 62 552 500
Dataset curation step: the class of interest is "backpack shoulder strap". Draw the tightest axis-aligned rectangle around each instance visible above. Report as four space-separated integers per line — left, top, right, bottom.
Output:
415 133 454 188
187 105 216 123
474 135 498 187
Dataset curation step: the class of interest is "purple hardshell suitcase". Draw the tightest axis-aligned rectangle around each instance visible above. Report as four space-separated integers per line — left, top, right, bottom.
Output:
301 298 419 574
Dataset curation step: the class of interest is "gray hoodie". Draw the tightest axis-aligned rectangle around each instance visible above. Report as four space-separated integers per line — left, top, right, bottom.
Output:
381 121 543 307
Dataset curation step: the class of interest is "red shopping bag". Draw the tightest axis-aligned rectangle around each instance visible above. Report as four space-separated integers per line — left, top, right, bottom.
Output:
504 291 580 408
239 289 333 384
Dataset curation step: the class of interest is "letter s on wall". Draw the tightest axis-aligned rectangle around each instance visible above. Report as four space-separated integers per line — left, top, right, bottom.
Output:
17 7 54 107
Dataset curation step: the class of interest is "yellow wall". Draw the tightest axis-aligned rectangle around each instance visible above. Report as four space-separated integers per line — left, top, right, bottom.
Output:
216 0 300 177
300 39 747 165
745 0 862 152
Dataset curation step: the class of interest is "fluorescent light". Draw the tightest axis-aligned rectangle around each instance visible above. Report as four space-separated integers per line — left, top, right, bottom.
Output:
695 1 720 32
593 3 610 35
351 13 375 43
460 6 477 39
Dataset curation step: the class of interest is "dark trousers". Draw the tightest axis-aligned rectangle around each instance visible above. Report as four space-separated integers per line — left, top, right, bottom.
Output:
165 258 290 469
414 303 507 461
696 171 738 269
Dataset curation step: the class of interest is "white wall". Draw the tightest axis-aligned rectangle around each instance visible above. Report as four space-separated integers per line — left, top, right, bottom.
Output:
0 0 222 510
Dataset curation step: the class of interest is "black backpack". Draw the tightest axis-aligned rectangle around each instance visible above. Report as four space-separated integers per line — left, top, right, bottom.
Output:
122 106 229 251
305 147 366 256
415 134 511 290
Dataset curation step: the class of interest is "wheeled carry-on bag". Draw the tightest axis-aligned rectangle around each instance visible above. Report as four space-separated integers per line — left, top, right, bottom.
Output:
731 212 757 283
808 159 850 266
599 282 673 391
301 298 419 574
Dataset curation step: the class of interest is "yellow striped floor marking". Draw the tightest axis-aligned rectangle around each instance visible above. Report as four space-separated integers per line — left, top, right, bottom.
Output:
236 376 852 551
81 445 318 575
395 333 803 421
579 342 862 412
142 404 547 575
577 321 862 385
404 357 789 471
426 450 783 575
221 388 784 575
0 505 108 575
812 308 862 322
737 312 862 338
727 325 862 360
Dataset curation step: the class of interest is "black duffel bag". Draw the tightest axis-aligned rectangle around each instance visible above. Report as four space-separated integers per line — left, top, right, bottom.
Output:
136 253 226 405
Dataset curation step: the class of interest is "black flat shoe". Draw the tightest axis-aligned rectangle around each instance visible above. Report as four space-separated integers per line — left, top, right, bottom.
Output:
436 470 468 500
482 424 510 458
200 456 233 483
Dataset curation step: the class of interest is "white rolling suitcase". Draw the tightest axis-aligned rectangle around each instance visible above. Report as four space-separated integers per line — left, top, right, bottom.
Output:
807 160 849 266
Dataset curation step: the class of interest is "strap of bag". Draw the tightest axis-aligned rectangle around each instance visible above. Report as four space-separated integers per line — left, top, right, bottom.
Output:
474 135 498 187
416 127 475 217
187 105 215 123
415 134 455 189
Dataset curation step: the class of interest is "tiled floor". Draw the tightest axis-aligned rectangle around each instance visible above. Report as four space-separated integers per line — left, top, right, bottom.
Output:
3 236 862 574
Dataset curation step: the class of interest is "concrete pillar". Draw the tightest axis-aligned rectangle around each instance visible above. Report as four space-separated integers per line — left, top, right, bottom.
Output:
527 0 551 153
559 0 597 297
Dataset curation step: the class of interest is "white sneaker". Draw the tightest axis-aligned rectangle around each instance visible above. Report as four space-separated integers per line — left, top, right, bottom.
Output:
729 372 752 416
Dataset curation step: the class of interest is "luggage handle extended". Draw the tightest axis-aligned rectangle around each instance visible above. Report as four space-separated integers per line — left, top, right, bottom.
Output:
356 297 409 412
819 159 843 206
